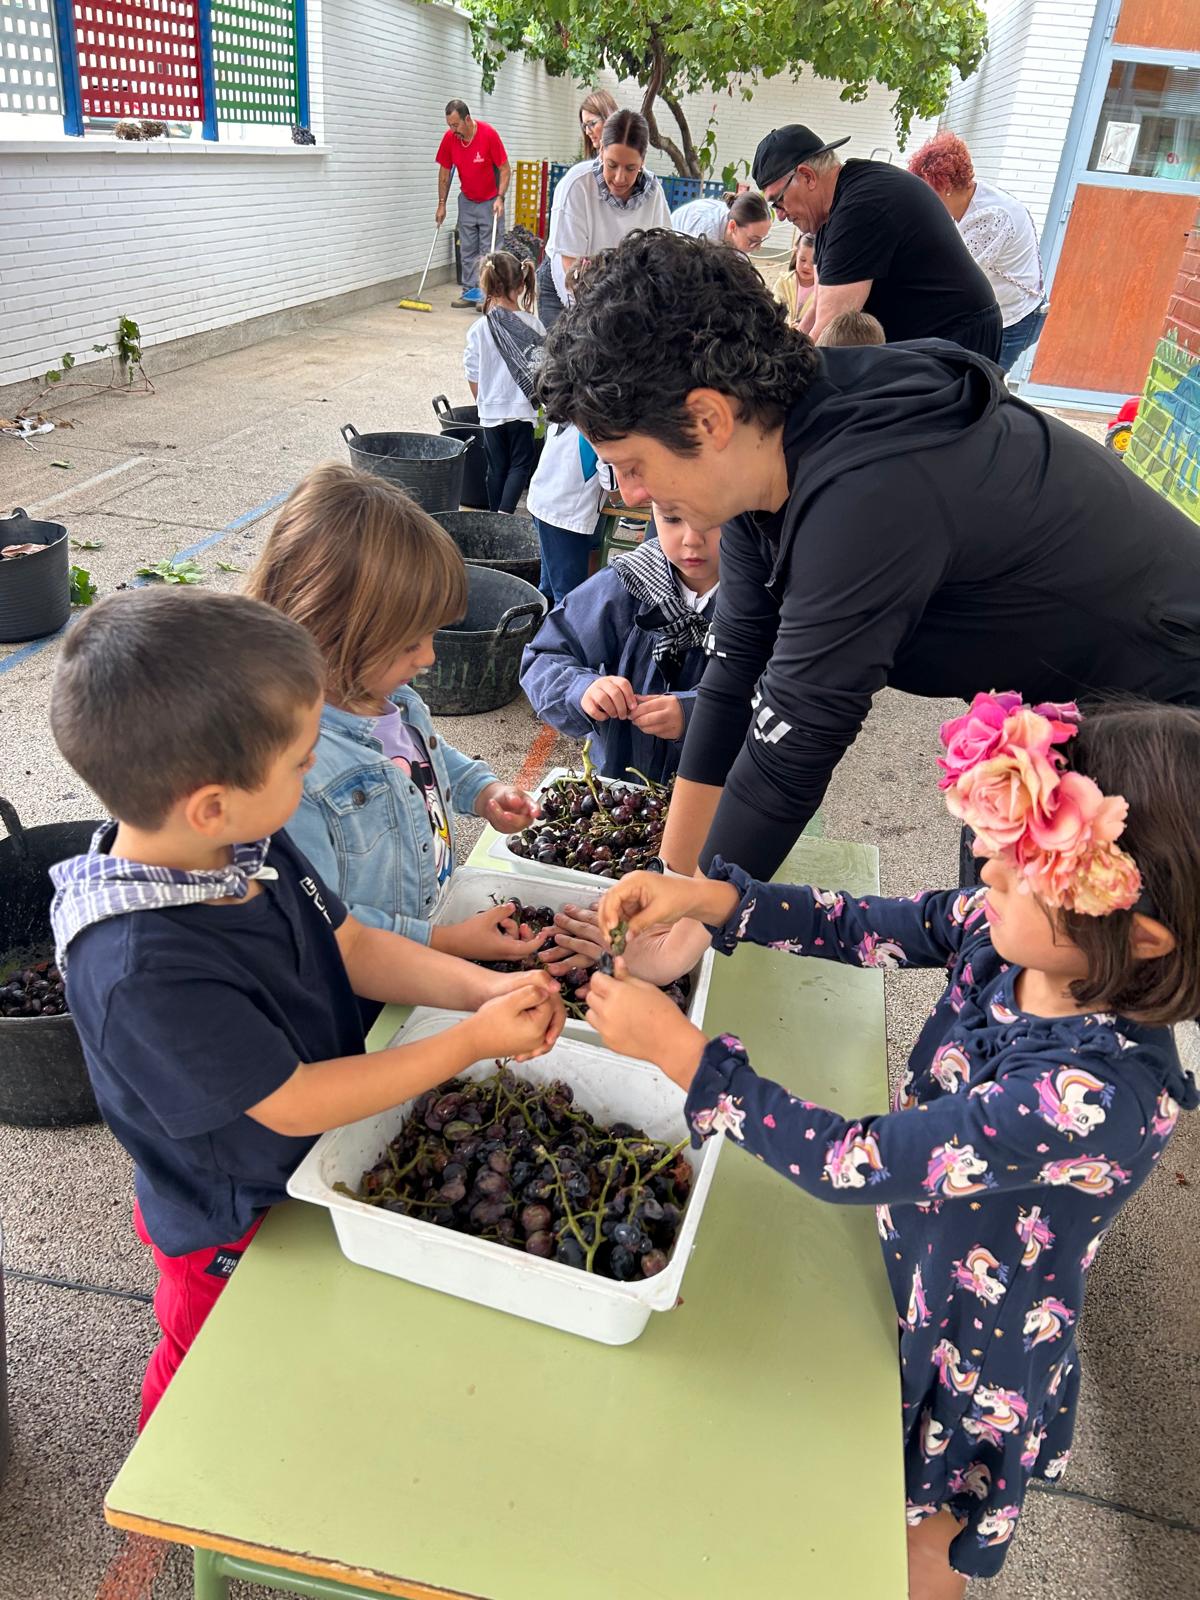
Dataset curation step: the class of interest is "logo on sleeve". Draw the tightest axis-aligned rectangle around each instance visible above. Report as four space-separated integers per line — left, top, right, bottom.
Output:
750 687 792 746
298 876 332 925
205 1247 245 1279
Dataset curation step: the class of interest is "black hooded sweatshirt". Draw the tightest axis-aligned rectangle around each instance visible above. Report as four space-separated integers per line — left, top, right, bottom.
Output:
683 341 1200 879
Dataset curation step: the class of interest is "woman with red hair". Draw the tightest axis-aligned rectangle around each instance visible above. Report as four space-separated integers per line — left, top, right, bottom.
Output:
908 131 1046 374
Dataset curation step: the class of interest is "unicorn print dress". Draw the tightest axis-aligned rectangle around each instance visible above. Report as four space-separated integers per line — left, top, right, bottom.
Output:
686 860 1196 1578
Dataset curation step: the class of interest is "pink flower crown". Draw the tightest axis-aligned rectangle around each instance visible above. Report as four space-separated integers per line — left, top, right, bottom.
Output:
938 691 1141 917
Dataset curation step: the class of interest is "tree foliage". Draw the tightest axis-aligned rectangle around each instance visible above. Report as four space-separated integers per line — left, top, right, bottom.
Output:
453 0 988 177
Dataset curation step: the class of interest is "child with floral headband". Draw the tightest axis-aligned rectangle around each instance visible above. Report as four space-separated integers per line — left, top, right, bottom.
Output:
586 695 1200 1597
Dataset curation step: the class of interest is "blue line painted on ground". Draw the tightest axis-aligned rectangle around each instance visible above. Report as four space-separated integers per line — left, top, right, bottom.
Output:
0 486 295 677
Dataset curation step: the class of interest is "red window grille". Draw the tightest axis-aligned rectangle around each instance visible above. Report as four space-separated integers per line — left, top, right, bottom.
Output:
72 0 203 121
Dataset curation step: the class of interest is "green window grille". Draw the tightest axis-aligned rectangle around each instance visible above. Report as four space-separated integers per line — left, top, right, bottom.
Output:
0 0 62 114
211 0 298 124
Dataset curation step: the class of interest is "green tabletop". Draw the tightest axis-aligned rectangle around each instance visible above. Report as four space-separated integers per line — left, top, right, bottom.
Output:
106 835 905 1598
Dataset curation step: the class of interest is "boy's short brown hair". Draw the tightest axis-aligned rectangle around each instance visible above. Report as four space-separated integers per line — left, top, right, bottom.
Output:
816 310 886 348
50 588 325 830
246 463 467 713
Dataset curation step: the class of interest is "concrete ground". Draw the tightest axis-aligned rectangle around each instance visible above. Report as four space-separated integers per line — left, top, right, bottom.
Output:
0 288 1197 1600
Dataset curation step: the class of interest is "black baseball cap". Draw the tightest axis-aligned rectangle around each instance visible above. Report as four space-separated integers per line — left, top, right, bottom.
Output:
752 125 851 191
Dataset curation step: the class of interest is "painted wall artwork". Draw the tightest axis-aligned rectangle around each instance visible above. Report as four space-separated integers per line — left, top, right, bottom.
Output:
1126 329 1200 525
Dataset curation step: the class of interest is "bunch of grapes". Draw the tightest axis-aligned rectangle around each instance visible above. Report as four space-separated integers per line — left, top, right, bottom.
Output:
505 741 673 878
340 1067 692 1282
0 958 68 1018
474 897 690 1020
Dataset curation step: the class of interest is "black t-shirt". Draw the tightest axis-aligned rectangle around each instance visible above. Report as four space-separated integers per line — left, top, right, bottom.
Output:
65 830 364 1255
815 160 997 342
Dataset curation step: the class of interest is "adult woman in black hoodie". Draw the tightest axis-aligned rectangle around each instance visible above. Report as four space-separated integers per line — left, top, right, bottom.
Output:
538 229 1200 883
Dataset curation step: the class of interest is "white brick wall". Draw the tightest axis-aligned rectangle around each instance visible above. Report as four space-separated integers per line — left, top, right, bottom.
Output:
940 0 1097 234
0 3 935 385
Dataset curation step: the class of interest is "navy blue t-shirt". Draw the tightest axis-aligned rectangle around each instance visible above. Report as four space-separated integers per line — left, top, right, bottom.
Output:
64 830 364 1256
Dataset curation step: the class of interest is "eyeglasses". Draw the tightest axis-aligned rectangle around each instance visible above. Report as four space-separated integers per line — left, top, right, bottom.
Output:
582 118 603 134
766 168 799 216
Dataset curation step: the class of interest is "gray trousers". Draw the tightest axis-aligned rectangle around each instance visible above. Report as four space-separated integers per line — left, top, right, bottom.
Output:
458 194 498 290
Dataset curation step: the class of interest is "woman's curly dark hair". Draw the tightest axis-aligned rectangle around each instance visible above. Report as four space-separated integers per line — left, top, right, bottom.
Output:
537 229 820 452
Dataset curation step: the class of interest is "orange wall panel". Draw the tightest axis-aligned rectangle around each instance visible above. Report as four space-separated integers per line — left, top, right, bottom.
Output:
1031 186 1199 392
1113 0 1200 52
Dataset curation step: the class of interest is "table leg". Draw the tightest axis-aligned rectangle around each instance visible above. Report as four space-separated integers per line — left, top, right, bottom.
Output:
194 1547 230 1600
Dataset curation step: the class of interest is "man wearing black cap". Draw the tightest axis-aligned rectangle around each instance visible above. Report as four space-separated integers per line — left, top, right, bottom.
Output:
753 125 1002 359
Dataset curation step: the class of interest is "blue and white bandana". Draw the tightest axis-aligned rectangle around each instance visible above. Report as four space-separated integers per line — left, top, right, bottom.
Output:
49 823 277 970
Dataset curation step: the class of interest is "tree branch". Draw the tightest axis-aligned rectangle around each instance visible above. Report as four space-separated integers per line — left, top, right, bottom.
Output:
639 32 692 176
660 87 701 177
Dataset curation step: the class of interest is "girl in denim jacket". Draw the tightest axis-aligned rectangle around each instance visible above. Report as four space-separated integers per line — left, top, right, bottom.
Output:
247 463 547 962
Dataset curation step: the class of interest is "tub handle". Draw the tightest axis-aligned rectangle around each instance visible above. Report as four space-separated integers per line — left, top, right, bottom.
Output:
432 394 453 421
340 423 360 445
0 798 28 858
495 602 544 641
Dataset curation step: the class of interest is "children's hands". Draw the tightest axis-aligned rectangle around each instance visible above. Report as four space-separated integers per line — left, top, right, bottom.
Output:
538 903 606 975
596 871 738 943
477 783 539 833
581 675 638 722
467 983 565 1063
431 902 553 962
630 695 685 741
479 967 559 1004
586 961 706 1087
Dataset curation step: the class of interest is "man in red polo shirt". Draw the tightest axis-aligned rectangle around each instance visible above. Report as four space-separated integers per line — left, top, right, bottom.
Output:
436 99 510 308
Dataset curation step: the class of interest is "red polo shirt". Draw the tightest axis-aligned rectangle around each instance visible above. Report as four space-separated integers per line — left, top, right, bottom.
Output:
436 120 507 203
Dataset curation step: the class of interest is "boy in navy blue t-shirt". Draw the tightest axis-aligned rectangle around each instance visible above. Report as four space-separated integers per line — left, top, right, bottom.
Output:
48 588 562 1429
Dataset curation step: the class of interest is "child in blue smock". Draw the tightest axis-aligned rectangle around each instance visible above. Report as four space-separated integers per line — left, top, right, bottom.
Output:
520 508 720 785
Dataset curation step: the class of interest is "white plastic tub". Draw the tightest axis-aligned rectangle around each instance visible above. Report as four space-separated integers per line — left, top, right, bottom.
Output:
286 1010 722 1344
433 866 713 1042
486 767 659 891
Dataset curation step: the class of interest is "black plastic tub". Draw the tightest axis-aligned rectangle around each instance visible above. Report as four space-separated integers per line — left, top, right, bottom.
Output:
0 799 101 1127
0 508 70 644
341 423 469 513
0 1220 8 1488
432 395 489 509
417 566 546 715
432 511 541 586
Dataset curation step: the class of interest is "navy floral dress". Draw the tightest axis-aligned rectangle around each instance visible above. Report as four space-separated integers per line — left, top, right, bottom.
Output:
686 860 1197 1578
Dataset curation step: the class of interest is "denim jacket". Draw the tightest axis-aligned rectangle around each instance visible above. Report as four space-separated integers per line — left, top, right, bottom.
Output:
284 685 498 943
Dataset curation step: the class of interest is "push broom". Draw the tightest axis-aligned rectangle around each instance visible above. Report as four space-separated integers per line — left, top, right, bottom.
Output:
398 224 441 313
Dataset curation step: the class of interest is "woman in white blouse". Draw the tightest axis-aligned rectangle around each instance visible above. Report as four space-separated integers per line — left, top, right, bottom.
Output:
671 191 772 253
908 130 1046 373
540 110 671 328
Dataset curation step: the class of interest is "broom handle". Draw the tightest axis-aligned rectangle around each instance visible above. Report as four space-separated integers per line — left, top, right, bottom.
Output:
413 224 442 303
491 212 498 254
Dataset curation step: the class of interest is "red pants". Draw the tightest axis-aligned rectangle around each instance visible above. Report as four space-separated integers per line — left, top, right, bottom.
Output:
133 1201 262 1431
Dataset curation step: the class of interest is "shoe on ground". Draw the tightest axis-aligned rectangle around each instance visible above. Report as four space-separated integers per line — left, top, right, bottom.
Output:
461 286 484 303
451 295 475 308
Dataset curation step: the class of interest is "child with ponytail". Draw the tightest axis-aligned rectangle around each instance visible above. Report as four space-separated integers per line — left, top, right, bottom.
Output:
463 250 545 514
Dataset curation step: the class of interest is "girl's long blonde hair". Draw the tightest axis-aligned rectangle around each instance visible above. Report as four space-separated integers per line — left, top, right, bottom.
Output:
479 250 537 313
245 462 466 713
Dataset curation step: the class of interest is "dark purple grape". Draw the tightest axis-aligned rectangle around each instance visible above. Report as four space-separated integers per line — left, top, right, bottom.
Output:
609 1246 638 1280
520 1203 552 1235
555 1237 586 1269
